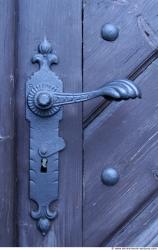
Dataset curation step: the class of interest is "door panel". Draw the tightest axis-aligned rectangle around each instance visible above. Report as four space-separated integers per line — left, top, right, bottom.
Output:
83 57 158 246
0 0 15 246
83 0 158 121
106 194 158 247
15 0 82 246
83 0 158 246
1 0 158 247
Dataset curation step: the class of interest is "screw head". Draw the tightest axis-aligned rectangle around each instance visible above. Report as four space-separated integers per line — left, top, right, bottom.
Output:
101 24 119 41
101 168 119 186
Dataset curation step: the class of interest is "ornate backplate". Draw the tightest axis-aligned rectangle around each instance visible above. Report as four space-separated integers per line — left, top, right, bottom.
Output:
26 38 65 235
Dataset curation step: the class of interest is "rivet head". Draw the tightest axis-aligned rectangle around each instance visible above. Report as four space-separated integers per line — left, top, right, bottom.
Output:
39 147 47 156
101 168 119 186
101 24 119 41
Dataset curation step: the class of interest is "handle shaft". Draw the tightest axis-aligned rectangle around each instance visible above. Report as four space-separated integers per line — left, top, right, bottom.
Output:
52 79 141 107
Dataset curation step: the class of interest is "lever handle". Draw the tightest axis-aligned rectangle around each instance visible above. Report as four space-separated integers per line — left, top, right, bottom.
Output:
30 79 141 116
28 79 141 116
49 79 141 107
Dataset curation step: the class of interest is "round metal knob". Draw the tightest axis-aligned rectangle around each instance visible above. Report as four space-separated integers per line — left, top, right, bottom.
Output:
36 93 52 109
34 91 53 111
101 24 119 41
101 168 119 186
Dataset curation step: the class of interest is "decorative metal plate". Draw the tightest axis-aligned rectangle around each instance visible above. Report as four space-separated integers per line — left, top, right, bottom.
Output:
26 38 65 236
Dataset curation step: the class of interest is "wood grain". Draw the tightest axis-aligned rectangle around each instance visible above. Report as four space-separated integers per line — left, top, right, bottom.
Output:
83 0 158 121
106 192 158 247
2 0 158 246
83 59 158 246
15 0 82 246
0 0 16 246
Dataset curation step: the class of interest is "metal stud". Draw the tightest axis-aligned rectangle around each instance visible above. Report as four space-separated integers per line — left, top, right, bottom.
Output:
101 168 119 186
101 24 119 41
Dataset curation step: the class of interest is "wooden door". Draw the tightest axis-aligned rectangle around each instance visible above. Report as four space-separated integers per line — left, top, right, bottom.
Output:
1 0 158 247
83 0 158 247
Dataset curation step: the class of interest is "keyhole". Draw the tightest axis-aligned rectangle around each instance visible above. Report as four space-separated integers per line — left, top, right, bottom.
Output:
41 158 48 173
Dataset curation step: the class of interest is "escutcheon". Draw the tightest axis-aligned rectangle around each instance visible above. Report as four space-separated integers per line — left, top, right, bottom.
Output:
26 38 65 236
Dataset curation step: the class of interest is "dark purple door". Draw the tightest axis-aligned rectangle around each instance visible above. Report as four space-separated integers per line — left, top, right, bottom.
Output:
1 0 158 247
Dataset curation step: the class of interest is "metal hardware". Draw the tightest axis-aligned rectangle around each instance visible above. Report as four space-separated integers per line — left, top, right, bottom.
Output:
101 23 119 41
101 168 119 186
26 38 65 236
26 38 141 236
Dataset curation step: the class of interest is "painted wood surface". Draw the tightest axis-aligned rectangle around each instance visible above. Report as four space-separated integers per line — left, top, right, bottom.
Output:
104 60 158 247
83 0 158 247
106 192 158 247
0 0 16 246
1 0 158 247
15 0 82 247
83 0 158 122
83 45 158 247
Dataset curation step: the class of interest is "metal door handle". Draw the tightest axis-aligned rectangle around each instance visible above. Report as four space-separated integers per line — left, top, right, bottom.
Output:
27 39 141 117
29 79 141 115
48 79 141 105
26 38 141 235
